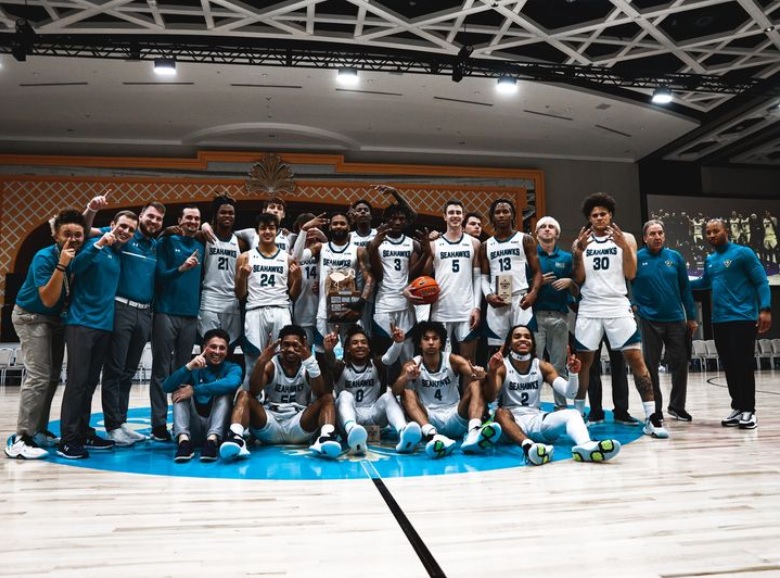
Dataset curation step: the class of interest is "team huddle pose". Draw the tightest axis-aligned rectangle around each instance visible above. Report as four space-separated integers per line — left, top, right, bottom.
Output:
5 187 772 468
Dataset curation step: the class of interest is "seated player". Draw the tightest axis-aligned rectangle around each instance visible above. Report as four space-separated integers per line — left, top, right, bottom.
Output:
219 325 341 461
486 325 621 465
322 324 422 455
162 328 242 463
392 321 501 458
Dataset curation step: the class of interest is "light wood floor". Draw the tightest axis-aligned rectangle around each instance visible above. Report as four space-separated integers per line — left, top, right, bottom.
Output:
1 369 779 578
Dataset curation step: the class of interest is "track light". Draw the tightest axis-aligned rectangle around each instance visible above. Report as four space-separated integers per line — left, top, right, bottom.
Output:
12 19 36 62
452 63 464 83
337 67 359 86
496 75 518 94
457 44 474 59
651 86 673 104
154 58 176 76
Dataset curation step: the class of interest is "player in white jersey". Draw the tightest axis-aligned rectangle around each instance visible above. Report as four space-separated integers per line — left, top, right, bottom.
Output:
479 198 542 348
290 213 321 346
236 213 302 389
763 210 778 264
349 199 378 335
219 325 342 461
487 325 620 465
207 196 295 254
572 193 668 439
199 195 247 347
392 321 502 458
414 200 481 363
368 202 429 363
322 324 422 455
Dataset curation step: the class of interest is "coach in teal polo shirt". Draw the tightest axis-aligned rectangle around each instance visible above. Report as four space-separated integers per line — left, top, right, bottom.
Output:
57 211 139 459
632 220 698 422
691 218 771 430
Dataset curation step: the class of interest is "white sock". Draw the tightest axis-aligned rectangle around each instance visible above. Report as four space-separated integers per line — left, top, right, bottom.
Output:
642 401 654 419
343 420 355 434
320 424 335 437
422 424 436 437
574 399 585 416
229 423 243 437
468 418 481 431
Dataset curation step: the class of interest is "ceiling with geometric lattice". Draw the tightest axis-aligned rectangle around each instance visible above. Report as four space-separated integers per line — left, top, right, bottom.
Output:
0 0 778 165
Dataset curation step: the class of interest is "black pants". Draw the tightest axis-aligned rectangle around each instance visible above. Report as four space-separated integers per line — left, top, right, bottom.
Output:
640 318 690 414
713 321 757 413
587 339 629 414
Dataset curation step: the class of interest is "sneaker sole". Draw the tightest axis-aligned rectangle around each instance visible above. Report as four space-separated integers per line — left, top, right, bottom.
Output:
56 450 88 460
174 455 193 463
738 423 757 430
316 441 343 459
219 443 241 461
347 427 368 454
200 456 218 462
396 425 422 453
425 441 455 459
721 421 740 427
573 440 621 463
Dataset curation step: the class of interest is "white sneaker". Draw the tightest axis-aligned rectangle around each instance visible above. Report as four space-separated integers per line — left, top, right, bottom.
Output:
461 422 502 454
572 439 621 462
522 440 554 465
219 433 250 461
395 422 422 453
120 423 148 442
5 434 49 460
424 434 456 459
107 427 137 447
309 433 342 459
347 424 368 455
643 413 670 439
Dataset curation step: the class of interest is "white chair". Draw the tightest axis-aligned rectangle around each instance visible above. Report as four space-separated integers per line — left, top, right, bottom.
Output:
0 348 15 385
139 343 153 381
599 342 610 374
704 339 720 371
691 340 708 372
772 339 780 370
757 339 774 370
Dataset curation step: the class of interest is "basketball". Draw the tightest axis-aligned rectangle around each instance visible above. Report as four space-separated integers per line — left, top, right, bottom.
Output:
409 276 440 304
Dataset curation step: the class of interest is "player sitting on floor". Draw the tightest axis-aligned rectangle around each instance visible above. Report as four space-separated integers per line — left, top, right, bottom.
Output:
322 324 422 455
486 324 621 465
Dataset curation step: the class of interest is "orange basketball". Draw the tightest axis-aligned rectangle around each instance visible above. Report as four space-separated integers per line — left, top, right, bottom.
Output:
409 276 440 304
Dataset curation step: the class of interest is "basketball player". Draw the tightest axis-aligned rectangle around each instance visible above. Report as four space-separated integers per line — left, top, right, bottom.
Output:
571 192 668 439
463 211 484 241
205 196 294 253
219 325 341 460
322 324 422 454
292 213 321 346
292 211 373 349
393 321 501 459
417 200 481 362
479 198 542 350
368 202 429 362
198 194 247 348
487 325 621 465
163 328 241 463
236 213 302 389
349 199 377 335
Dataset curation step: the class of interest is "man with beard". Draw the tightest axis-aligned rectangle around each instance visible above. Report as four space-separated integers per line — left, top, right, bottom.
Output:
5 210 86 459
198 194 247 349
97 201 166 447
349 199 377 336
58 211 139 459
292 211 373 350
149 205 205 441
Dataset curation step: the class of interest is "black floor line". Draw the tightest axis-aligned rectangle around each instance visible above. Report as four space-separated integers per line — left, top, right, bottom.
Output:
360 460 446 578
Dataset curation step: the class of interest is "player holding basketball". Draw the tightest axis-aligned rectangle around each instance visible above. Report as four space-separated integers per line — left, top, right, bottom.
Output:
414 199 482 362
571 193 668 439
487 325 621 465
479 198 542 352
322 324 422 454
393 321 501 458
219 324 342 461
236 213 302 389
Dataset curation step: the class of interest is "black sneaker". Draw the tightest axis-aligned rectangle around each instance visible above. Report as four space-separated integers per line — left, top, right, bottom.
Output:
200 439 218 462
587 410 605 425
57 443 89 460
668 407 692 422
174 439 194 463
151 426 172 442
84 434 115 451
613 411 641 426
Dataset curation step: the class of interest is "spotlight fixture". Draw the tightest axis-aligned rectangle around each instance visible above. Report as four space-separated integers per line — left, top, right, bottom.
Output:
457 44 474 59
154 58 176 76
12 19 37 62
651 86 673 104
496 75 518 94
337 67 359 86
452 63 464 83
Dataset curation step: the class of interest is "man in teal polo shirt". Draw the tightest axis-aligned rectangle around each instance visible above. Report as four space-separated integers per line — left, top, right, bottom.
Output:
57 210 138 459
632 220 698 422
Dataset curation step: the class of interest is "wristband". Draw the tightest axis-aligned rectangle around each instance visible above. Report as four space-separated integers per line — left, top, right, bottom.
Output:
55 264 67 272
302 356 321 378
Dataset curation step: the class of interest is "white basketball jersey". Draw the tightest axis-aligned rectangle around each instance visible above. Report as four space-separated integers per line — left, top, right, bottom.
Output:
335 361 381 407
264 356 311 409
201 234 241 312
485 232 529 296
246 248 290 309
498 358 543 416
317 241 359 320
250 230 290 253
407 354 460 409
432 234 475 322
578 235 632 317
350 229 377 249
375 235 415 314
294 249 319 326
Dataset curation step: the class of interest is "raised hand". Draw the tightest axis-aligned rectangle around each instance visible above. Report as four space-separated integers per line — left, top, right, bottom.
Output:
302 213 329 232
186 354 207 371
609 222 628 249
96 229 116 248
401 358 422 381
180 250 200 272
59 238 76 267
488 344 505 371
260 338 281 364
87 191 110 212
566 345 582 374
322 330 339 353
575 226 593 252
468 361 486 381
289 260 302 280
390 322 405 343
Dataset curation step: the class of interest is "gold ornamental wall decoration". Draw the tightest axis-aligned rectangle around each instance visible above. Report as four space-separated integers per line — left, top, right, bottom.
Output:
245 153 296 199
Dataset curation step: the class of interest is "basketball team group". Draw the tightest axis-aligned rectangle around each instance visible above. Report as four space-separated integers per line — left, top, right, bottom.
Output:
5 186 772 467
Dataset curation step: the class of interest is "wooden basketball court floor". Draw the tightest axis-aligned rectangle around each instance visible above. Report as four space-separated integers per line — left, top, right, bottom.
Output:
1 369 779 578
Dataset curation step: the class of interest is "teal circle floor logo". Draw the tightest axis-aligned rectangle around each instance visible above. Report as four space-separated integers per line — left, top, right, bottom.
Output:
46 405 644 480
